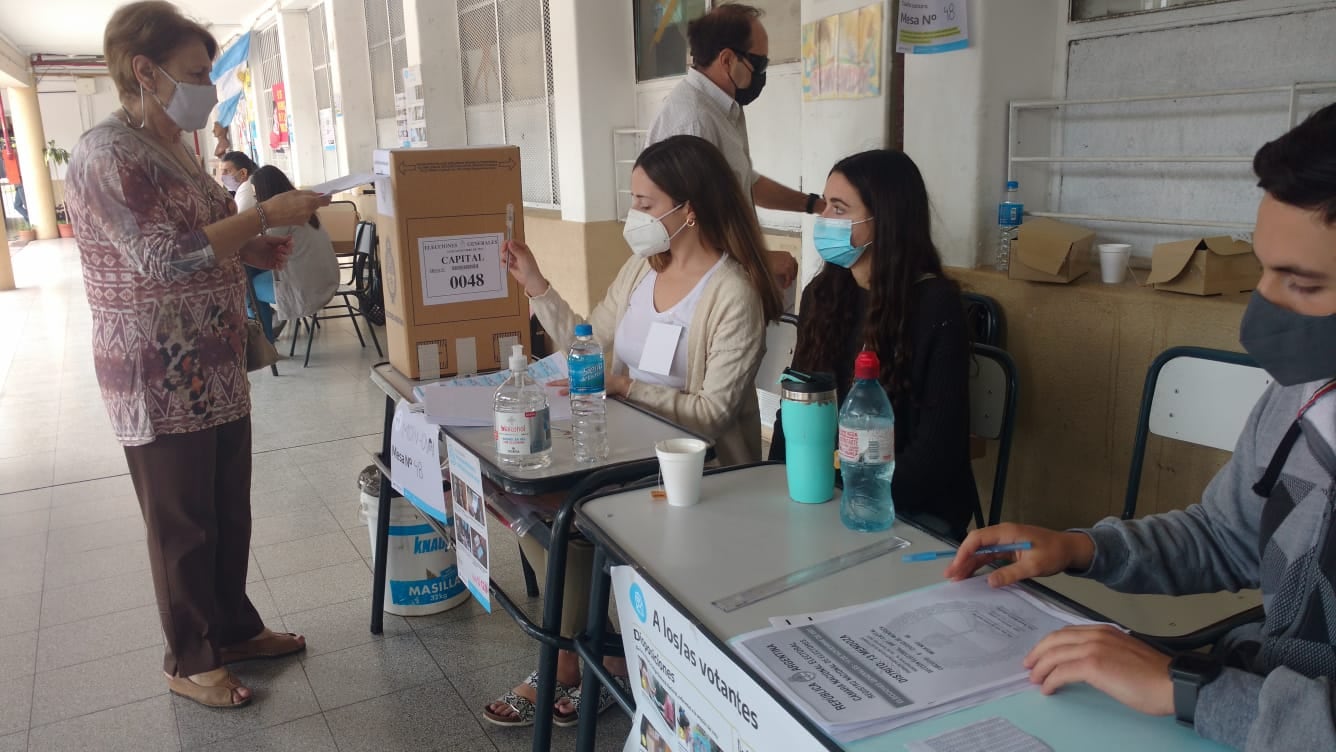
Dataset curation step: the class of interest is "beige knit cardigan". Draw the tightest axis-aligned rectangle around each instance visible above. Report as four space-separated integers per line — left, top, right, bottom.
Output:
528 255 766 466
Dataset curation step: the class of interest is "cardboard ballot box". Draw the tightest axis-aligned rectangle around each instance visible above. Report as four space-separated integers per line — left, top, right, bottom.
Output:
374 146 531 379
1147 236 1260 296
1007 218 1094 284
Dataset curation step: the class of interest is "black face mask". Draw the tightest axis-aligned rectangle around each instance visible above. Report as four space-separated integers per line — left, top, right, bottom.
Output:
727 49 769 106
1239 291 1336 386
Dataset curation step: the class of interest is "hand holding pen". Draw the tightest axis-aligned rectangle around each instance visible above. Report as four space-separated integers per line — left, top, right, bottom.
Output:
941 523 1098 588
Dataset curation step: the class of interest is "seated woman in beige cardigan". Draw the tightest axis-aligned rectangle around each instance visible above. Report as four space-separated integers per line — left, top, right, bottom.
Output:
483 134 782 728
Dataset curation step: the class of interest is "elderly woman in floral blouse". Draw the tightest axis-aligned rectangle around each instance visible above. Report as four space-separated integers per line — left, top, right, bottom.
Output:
65 1 329 709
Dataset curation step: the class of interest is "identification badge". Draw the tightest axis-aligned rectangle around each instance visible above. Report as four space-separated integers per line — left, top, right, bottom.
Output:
638 322 683 376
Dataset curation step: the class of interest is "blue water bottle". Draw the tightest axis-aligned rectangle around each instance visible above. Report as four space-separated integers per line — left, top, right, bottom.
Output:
779 369 838 504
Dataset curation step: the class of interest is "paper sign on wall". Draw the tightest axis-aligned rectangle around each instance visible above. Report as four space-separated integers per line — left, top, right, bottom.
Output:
418 233 508 306
446 437 491 612
895 0 969 54
389 400 448 522
613 567 827 752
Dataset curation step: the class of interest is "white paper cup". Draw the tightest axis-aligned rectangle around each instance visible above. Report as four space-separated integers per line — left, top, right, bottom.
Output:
655 438 708 507
1098 243 1131 284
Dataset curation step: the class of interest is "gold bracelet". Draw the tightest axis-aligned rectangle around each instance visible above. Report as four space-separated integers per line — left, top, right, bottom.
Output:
255 204 269 234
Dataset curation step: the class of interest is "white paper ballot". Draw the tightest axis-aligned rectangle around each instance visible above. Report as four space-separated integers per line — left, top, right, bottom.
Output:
905 717 1052 752
309 173 378 196
638 322 682 376
733 578 1104 740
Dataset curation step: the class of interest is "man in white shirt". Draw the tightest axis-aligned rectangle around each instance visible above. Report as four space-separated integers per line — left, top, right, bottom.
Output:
220 151 259 212
645 4 822 289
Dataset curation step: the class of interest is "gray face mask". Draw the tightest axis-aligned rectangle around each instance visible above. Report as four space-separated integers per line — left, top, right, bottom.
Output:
1239 291 1336 386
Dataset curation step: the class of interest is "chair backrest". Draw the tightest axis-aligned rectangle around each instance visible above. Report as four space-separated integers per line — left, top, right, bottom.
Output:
354 220 376 257
1122 346 1271 519
756 314 799 430
969 343 1018 528
317 200 360 254
962 292 1003 347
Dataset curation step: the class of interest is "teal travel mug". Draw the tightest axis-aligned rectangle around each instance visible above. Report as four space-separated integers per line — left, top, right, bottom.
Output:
780 369 838 504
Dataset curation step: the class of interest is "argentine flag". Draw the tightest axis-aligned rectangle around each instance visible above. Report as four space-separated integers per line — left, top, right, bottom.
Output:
211 32 251 128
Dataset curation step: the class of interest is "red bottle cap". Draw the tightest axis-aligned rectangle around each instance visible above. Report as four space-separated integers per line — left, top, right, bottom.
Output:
854 350 880 380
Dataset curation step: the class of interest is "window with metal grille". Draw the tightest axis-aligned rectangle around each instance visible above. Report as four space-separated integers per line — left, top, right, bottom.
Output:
365 0 408 122
307 5 335 112
458 0 560 207
1072 0 1238 21
248 24 289 172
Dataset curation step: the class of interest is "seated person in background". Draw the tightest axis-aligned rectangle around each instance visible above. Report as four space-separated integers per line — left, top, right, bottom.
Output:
223 152 278 339
769 149 977 539
483 134 782 728
250 166 339 325
945 103 1336 752
220 151 259 211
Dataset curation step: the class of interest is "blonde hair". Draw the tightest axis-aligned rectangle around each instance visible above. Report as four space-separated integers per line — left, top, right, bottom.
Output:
105 1 218 98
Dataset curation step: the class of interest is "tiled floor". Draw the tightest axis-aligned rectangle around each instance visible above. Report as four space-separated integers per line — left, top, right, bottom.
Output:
0 241 630 751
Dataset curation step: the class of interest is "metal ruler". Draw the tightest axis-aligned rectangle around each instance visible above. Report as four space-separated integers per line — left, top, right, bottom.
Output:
712 535 910 613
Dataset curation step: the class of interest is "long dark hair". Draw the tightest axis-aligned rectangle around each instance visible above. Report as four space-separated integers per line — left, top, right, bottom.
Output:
792 150 952 396
251 165 319 229
634 134 782 323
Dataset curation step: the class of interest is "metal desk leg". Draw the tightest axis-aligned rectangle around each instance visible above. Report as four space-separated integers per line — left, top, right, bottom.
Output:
520 544 541 598
576 548 614 752
370 394 395 635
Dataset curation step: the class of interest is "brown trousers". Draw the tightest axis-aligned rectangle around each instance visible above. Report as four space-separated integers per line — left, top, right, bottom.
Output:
123 416 264 677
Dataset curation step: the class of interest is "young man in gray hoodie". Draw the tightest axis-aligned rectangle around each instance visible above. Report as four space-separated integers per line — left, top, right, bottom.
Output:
946 102 1336 751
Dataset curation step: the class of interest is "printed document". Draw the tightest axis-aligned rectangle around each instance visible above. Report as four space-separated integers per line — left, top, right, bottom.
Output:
733 578 1103 740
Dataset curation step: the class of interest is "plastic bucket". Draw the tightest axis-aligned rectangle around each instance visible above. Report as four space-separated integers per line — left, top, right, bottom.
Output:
358 467 470 616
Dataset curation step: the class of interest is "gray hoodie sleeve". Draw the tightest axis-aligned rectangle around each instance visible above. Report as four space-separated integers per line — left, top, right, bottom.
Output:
1078 386 1271 595
1194 666 1336 750
1075 384 1336 750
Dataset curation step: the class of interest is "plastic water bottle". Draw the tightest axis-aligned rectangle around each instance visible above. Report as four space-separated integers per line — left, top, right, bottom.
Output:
996 180 1023 272
568 323 609 463
838 350 896 532
494 344 551 469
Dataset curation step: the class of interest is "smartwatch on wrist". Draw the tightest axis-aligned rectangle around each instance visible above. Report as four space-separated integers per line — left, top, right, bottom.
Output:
1169 653 1223 727
804 193 820 214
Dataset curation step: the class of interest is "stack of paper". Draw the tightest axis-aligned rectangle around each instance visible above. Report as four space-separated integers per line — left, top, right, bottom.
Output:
731 577 1105 743
416 352 572 427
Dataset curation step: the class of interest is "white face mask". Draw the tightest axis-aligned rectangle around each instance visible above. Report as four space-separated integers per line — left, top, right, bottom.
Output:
622 203 686 258
147 66 218 132
220 173 241 191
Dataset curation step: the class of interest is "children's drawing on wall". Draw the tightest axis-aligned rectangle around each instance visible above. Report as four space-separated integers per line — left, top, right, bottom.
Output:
858 3 883 96
800 22 817 101
802 3 883 102
815 15 838 100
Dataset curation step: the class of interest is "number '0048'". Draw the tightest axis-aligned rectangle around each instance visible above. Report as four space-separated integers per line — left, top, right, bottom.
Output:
450 274 486 290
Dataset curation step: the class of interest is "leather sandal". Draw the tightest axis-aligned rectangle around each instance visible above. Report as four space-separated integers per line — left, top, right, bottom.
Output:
164 670 251 709
482 670 571 728
552 673 630 728
220 631 306 664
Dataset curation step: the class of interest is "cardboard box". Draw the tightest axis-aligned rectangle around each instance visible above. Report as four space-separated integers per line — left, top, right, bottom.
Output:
1007 218 1094 284
1146 236 1260 296
374 146 531 379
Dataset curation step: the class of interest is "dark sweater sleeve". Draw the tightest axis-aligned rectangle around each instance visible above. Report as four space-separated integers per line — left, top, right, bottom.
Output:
890 284 974 523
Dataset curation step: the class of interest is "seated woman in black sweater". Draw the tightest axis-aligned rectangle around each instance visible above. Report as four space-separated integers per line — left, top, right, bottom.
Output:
769 149 978 539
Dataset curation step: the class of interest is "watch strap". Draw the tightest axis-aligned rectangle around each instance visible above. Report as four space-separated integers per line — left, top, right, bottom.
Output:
1173 674 1199 727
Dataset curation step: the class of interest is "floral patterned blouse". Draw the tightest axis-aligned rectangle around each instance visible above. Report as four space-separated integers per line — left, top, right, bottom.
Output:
66 114 250 446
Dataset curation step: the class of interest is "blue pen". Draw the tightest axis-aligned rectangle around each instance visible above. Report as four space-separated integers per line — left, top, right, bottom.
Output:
901 541 1032 562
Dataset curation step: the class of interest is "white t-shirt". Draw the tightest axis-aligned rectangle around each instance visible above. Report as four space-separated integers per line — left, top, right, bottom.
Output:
234 179 257 213
615 255 727 390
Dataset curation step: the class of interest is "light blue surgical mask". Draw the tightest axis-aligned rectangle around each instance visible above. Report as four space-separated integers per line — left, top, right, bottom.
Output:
813 216 873 268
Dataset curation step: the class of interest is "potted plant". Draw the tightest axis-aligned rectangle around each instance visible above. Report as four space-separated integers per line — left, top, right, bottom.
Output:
16 219 35 243
55 204 74 238
44 140 70 172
